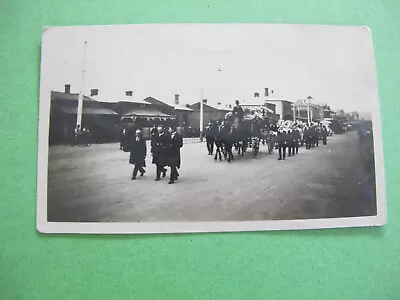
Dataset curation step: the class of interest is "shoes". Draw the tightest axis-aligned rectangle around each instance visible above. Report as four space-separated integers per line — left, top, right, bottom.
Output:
131 177 136 180
168 180 175 184
140 171 145 177
155 178 160 181
162 170 166 178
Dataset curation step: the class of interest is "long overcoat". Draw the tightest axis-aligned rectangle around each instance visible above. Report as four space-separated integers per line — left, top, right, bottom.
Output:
129 137 147 168
152 132 172 167
170 132 183 168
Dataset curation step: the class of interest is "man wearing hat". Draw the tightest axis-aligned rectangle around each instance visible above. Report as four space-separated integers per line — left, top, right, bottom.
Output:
152 125 171 181
232 100 244 124
205 121 216 155
277 129 288 160
129 129 147 180
169 126 183 184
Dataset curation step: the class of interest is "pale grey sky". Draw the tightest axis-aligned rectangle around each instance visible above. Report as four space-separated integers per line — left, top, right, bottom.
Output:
40 24 378 112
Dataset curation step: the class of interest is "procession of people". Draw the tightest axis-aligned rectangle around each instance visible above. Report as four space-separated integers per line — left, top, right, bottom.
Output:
124 124 183 184
123 100 331 183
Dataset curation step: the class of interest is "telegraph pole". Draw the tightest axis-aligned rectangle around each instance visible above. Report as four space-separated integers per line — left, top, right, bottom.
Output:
200 89 204 142
76 41 88 129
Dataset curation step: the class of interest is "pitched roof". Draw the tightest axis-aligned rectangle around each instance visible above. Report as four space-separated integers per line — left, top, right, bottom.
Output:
143 96 174 108
174 105 193 111
124 108 173 118
59 106 118 115
118 99 151 105
51 91 97 102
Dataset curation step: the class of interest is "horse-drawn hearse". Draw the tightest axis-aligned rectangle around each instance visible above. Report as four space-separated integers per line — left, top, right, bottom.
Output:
216 111 277 160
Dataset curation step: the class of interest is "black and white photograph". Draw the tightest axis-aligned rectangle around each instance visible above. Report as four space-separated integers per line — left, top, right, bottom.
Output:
37 24 386 234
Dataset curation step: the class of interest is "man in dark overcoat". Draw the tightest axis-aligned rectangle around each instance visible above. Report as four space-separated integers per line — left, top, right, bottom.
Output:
321 125 328 145
129 129 147 180
169 126 183 184
205 122 216 155
287 130 295 157
152 126 171 181
293 128 301 154
150 124 158 153
277 130 288 161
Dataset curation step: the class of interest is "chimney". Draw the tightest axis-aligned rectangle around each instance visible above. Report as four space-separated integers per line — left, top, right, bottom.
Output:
217 102 221 106
126 91 133 97
228 104 232 109
65 84 71 94
254 92 260 98
174 94 179 105
90 89 98 96
202 99 207 104
265 88 269 97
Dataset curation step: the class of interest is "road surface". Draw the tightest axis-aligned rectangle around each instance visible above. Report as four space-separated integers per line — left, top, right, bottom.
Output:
47 131 377 222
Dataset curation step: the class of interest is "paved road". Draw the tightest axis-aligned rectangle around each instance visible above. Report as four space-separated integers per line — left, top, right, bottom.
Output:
47 132 377 222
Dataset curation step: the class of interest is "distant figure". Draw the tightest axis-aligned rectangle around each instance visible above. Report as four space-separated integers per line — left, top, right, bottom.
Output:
129 130 147 180
169 126 183 184
232 100 244 123
277 130 287 160
205 122 217 155
293 128 301 154
74 125 81 147
321 126 328 145
150 124 158 153
287 130 295 157
152 126 170 181
120 127 127 150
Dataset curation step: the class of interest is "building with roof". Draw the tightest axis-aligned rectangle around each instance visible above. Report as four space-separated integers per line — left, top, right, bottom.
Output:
265 98 294 120
187 101 230 129
49 85 120 145
143 95 193 128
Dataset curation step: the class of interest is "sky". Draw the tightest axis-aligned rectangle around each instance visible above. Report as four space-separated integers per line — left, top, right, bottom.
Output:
40 24 379 113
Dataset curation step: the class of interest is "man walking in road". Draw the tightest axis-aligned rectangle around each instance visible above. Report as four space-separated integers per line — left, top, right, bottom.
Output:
205 122 216 155
169 126 183 184
277 129 288 160
152 125 170 181
129 129 147 180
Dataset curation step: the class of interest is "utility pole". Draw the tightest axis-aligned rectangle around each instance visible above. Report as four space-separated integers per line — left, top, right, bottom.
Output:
292 102 296 122
200 89 204 142
307 96 312 125
76 41 88 129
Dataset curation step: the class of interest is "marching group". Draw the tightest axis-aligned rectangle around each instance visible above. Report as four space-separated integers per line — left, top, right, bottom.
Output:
122 125 183 184
275 124 329 161
122 100 330 183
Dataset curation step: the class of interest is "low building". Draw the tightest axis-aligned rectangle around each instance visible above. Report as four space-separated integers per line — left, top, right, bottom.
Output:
187 101 230 129
265 99 294 120
49 85 120 145
144 95 193 128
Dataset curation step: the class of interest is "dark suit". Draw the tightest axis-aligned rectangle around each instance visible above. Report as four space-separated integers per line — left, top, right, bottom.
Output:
232 105 244 121
287 131 296 157
293 130 301 154
152 132 172 179
129 137 147 177
170 132 183 181
150 127 158 153
205 125 216 154
277 132 287 160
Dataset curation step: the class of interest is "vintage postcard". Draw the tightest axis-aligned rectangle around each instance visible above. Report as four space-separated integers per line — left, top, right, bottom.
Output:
37 24 386 234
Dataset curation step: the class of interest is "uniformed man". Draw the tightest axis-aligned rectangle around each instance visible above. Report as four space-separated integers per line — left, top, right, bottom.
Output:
321 125 328 145
293 128 301 154
277 129 288 160
287 129 295 157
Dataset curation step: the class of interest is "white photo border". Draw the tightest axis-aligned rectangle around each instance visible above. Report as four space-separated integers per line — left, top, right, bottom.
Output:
36 24 387 234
